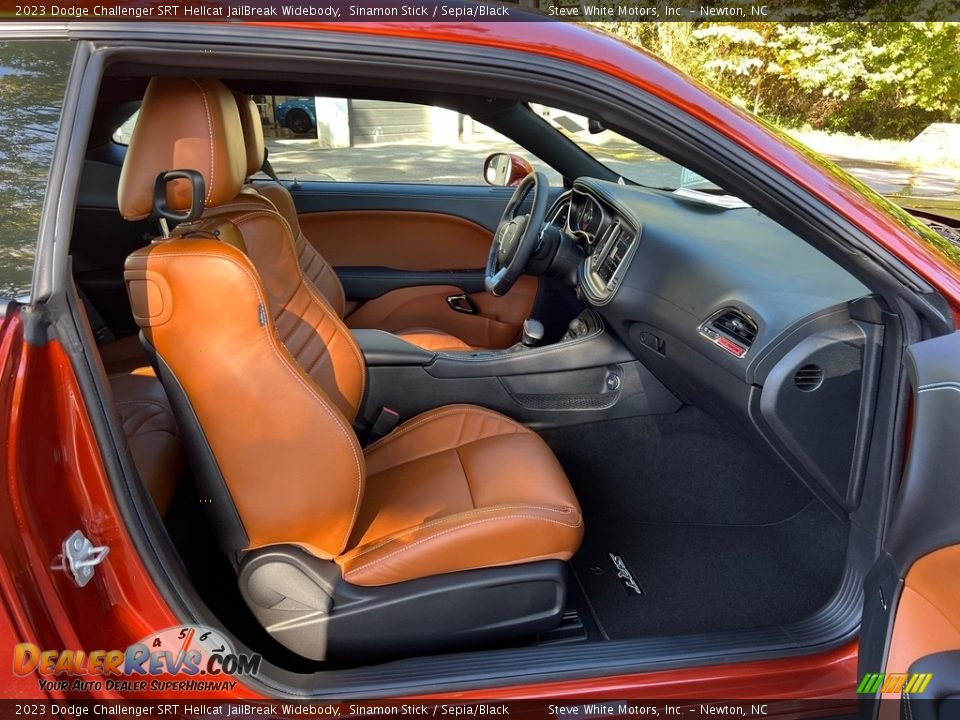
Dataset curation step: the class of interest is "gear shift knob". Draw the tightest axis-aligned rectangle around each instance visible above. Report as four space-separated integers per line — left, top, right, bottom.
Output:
522 319 545 347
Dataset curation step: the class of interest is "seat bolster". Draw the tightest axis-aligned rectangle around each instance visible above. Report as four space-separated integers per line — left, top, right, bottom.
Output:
363 404 527 476
338 503 582 586
395 329 474 352
344 404 584 586
256 183 347 318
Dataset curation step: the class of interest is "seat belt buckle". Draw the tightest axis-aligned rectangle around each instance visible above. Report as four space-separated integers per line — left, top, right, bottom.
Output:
369 406 401 443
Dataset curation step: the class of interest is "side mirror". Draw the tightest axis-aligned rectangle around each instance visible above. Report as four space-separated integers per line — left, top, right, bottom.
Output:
483 152 534 187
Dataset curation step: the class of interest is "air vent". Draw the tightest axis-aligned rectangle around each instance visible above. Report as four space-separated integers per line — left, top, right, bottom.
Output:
710 309 758 347
794 364 824 392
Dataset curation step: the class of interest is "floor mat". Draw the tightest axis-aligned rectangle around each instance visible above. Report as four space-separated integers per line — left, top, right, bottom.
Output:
570 502 848 639
543 408 814 526
542 408 850 639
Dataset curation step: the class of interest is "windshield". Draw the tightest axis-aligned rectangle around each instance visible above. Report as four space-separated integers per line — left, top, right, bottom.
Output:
530 103 721 192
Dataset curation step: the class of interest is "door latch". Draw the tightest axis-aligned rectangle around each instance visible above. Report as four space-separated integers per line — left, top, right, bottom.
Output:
447 293 478 314
52 530 110 588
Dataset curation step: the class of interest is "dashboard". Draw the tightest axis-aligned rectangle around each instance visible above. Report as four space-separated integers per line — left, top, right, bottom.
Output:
549 178 869 380
546 177 878 511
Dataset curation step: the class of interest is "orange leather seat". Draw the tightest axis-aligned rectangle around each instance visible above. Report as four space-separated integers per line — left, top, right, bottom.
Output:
99 335 183 515
341 404 582 585
118 78 581 623
232 93 473 353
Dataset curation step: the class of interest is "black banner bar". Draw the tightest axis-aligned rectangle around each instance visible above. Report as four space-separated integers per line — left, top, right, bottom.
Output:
2 0 960 22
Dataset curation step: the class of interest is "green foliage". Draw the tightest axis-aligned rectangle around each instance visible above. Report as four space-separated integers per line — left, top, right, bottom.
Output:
596 21 960 140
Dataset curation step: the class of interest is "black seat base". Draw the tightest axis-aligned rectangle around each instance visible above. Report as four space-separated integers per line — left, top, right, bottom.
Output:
238 547 568 661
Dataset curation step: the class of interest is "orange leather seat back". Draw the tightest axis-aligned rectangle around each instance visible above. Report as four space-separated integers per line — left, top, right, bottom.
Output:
234 93 348 318
121 77 366 558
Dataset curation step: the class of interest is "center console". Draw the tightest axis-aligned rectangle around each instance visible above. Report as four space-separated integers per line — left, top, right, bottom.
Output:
353 310 680 430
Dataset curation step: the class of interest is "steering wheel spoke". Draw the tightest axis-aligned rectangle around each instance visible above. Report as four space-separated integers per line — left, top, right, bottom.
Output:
484 171 550 297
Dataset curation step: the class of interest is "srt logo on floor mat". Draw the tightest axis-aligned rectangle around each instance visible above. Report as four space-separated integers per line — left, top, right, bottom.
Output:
608 553 644 595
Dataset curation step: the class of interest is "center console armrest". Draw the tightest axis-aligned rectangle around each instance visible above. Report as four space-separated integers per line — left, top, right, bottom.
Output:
351 329 437 366
425 312 635 379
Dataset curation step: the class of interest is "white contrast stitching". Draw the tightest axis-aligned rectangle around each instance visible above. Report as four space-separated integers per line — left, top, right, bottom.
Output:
186 79 215 204
230 209 367 417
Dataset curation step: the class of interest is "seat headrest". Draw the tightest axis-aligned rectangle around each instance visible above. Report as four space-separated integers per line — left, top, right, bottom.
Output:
233 92 265 179
118 77 246 221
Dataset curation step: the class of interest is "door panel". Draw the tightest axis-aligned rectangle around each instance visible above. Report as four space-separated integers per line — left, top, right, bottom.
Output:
343 276 539 349
858 331 960 713
282 181 561 347
299 210 492 270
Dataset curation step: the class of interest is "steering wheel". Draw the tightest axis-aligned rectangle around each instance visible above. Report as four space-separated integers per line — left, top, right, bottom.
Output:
484 171 550 296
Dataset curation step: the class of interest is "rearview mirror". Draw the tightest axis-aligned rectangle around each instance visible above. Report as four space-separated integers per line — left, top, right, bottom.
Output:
483 152 534 187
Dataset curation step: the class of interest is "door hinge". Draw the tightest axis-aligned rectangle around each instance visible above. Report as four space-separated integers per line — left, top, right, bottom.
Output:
52 530 110 588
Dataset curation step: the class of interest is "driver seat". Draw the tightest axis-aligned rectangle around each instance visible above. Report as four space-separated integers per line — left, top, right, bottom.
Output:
232 92 474 353
119 77 582 660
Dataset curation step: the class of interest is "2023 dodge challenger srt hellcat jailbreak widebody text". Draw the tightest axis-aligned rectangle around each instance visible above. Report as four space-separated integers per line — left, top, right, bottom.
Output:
0 18 959 711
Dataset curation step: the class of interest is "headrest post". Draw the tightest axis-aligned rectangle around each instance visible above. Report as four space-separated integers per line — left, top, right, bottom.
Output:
152 169 206 230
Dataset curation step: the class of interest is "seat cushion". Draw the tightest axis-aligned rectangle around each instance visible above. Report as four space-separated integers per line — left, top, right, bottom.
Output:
100 335 183 515
395 328 474 352
108 368 184 515
99 334 151 375
336 405 583 586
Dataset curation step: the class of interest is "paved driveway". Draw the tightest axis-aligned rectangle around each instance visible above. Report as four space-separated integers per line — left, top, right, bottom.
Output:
264 137 960 203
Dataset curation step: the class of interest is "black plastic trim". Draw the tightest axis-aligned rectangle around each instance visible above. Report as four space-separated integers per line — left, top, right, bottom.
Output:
239 550 568 662
884 331 960 575
245 564 864 698
145 340 250 557
351 329 437 367
425 314 634 379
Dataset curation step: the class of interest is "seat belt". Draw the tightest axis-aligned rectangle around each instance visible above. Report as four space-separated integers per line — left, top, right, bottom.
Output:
368 407 401 444
261 147 281 184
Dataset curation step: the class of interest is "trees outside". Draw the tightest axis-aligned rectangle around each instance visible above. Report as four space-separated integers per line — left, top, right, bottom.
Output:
596 22 960 140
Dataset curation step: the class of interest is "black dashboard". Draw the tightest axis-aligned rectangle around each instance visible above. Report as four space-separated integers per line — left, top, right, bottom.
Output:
549 178 879 513
552 178 869 382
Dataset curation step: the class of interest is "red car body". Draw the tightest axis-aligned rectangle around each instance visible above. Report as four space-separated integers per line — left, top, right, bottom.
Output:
0 18 957 703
